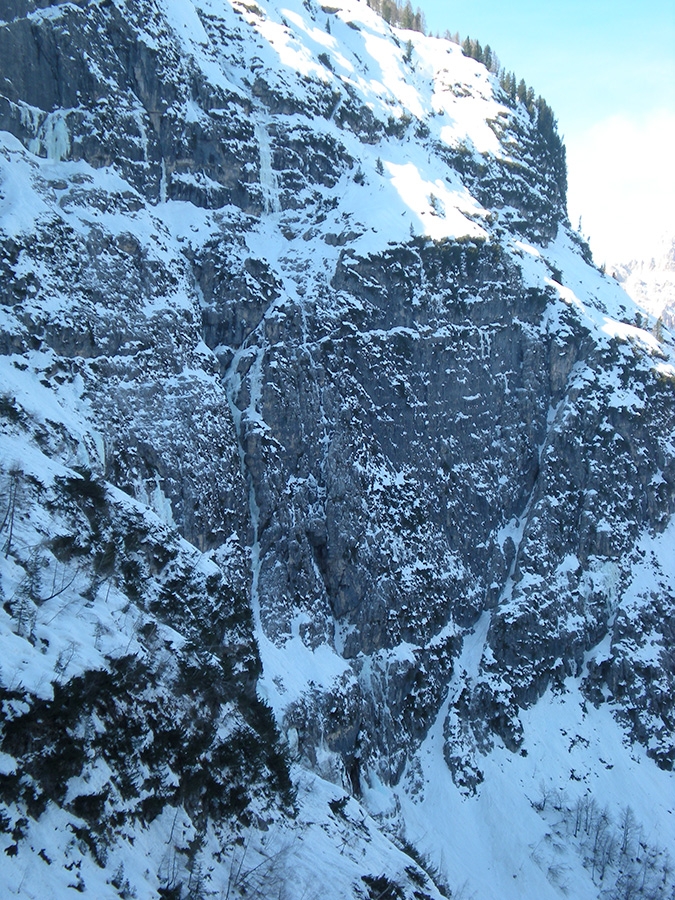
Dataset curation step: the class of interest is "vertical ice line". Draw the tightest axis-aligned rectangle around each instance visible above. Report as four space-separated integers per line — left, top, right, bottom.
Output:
159 160 168 204
254 119 281 214
224 347 266 632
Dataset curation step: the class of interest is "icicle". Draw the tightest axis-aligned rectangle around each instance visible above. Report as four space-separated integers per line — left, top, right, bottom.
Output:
254 119 281 214
159 159 168 204
28 111 70 160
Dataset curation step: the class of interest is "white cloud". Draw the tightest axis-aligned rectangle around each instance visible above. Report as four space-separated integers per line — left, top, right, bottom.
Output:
566 109 675 265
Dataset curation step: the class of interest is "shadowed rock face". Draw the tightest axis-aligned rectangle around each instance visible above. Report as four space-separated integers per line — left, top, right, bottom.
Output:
224 231 675 781
1 0 674 808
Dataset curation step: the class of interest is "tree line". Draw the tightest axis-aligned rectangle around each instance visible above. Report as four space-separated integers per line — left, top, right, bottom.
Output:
461 36 567 198
365 0 426 33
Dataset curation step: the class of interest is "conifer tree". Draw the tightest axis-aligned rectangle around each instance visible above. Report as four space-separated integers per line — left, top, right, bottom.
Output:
401 0 414 30
526 85 535 112
517 78 527 104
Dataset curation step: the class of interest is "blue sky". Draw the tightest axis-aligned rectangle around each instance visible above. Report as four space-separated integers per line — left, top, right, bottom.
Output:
420 0 675 263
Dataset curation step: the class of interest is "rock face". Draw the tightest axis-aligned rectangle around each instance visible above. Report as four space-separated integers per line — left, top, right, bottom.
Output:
1 1 674 898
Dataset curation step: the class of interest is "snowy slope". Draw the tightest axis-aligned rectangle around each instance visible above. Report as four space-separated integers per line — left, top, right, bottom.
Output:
0 0 674 898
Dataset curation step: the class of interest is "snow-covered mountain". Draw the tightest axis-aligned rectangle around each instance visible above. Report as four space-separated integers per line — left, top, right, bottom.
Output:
610 234 675 331
0 1 674 898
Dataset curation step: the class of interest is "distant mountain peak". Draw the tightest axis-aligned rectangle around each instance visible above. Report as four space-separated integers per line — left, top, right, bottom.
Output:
610 231 675 326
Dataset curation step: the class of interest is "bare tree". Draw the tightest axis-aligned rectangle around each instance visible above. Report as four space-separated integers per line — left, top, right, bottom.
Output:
573 795 586 838
583 796 599 836
596 832 617 882
591 809 610 881
1 466 21 558
620 807 637 859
